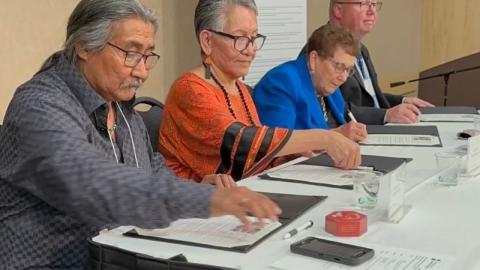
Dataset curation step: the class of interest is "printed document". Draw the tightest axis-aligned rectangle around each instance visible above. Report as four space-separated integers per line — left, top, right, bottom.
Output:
244 0 306 85
270 241 454 270
266 164 361 186
420 114 475 122
362 134 440 146
133 215 281 248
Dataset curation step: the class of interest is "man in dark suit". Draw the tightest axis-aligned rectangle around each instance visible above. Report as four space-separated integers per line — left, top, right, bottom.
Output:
324 0 433 124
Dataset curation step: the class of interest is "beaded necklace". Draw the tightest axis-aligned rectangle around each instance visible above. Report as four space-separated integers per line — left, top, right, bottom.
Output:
210 72 255 125
318 95 329 122
107 123 117 133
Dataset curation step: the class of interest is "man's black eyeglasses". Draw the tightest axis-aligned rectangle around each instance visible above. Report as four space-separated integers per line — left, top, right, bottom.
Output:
107 42 160 69
207 29 267 52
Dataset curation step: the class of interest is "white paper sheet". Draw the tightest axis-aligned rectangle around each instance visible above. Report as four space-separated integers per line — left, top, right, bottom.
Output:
266 164 362 186
133 215 281 248
420 114 475 122
244 0 307 86
362 134 440 146
270 240 455 270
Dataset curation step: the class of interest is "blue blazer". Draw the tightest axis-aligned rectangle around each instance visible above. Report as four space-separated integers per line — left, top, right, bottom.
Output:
253 55 347 129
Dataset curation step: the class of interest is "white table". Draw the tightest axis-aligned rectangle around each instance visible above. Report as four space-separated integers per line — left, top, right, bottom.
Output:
93 122 480 270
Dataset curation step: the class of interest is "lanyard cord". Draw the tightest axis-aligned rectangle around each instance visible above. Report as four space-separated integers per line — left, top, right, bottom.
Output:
107 102 140 168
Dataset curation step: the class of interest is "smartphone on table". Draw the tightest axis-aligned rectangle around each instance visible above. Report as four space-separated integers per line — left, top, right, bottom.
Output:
290 236 374 266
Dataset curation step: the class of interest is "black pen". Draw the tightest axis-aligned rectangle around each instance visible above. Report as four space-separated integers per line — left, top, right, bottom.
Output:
283 220 314 239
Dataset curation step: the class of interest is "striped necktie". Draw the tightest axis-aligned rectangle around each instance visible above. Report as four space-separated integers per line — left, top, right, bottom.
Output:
357 56 366 78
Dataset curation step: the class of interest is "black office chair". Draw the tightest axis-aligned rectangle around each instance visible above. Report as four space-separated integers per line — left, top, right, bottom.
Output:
133 96 164 152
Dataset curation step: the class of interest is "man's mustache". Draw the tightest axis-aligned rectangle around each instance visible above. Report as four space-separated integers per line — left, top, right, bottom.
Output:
119 80 144 90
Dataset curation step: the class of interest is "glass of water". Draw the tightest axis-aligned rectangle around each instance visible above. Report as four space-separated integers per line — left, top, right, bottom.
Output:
353 171 383 210
435 151 462 186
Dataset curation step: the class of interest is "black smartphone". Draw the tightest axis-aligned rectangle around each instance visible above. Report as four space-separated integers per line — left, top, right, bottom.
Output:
290 236 374 266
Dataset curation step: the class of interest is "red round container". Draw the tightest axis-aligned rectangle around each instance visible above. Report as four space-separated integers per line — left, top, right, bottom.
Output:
325 211 367 237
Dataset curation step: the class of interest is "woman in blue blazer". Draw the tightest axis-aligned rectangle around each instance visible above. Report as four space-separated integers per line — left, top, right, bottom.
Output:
254 24 367 142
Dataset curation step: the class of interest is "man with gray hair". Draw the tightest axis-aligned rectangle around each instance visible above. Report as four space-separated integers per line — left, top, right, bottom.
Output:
327 0 434 124
0 0 280 269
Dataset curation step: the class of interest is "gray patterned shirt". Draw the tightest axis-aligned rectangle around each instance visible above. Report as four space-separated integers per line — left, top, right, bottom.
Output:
0 54 213 270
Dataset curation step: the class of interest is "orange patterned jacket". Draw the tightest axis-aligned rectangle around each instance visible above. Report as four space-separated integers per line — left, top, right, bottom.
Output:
158 73 292 181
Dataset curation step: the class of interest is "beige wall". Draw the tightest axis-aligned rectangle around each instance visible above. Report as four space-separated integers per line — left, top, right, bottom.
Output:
0 0 166 123
162 0 200 95
421 0 480 70
2 0 479 122
1 1 74 123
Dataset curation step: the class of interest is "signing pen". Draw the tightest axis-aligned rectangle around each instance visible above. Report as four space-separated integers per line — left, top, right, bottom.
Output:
347 109 357 123
283 220 314 239
356 166 374 171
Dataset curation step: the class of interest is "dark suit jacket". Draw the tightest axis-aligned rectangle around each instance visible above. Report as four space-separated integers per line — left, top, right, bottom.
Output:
299 43 404 124
341 45 403 124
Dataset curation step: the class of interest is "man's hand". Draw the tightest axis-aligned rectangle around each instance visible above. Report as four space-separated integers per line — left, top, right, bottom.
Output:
333 122 368 142
385 103 420 123
201 174 237 188
325 131 361 170
210 187 281 231
403 97 434 108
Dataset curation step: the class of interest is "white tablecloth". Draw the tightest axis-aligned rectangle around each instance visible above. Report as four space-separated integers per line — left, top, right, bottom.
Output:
93 122 480 270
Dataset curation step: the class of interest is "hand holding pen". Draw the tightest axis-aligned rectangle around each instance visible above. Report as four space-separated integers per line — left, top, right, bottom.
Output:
283 220 314 239
347 109 357 123
334 111 367 142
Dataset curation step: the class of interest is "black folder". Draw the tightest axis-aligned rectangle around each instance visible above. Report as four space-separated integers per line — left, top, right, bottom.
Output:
123 193 326 253
420 106 478 115
260 154 411 189
300 154 412 174
88 239 237 270
363 125 442 147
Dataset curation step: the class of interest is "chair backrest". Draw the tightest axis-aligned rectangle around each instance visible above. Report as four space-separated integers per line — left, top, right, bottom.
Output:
133 96 164 152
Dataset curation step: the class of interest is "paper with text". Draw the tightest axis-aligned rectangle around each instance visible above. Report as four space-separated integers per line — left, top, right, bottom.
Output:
420 114 475 122
134 215 281 248
362 134 440 146
270 241 454 270
244 0 307 86
266 164 360 186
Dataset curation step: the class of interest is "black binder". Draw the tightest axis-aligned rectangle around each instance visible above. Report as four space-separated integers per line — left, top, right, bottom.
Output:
88 239 237 270
260 154 411 189
300 154 412 174
420 106 478 115
122 193 326 253
363 125 442 147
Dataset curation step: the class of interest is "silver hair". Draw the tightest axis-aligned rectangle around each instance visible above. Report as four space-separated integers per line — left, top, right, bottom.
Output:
194 0 258 53
41 0 158 70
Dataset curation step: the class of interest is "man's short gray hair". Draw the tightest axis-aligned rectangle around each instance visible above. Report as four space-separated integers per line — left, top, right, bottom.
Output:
194 0 258 47
64 0 158 65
